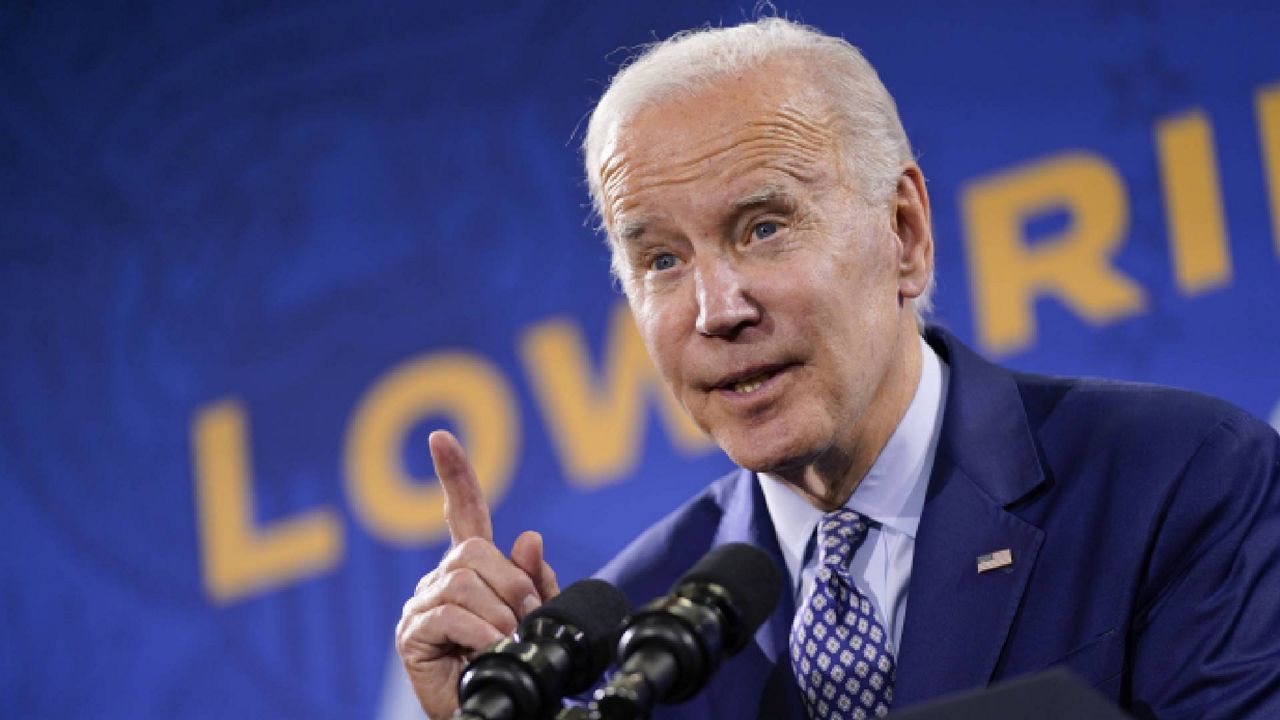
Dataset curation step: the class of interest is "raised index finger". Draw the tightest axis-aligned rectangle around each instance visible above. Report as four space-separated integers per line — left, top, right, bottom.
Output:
429 429 493 545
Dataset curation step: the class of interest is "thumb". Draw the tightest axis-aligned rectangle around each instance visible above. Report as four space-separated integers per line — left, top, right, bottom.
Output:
510 530 560 602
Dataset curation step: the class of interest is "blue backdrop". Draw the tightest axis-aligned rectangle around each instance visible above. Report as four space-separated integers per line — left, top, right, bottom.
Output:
3 2 1279 718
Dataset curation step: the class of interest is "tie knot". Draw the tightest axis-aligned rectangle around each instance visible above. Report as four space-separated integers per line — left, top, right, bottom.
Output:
816 508 870 569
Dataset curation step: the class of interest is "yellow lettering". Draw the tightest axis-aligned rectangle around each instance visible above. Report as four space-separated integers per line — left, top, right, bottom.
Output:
521 301 710 486
344 352 518 544
1155 110 1232 294
961 152 1146 354
192 400 342 604
1257 82 1280 258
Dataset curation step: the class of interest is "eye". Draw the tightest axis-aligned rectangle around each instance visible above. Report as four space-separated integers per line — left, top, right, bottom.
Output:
650 252 678 271
752 221 779 241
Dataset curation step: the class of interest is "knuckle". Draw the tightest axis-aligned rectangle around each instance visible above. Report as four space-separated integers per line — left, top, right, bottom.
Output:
452 537 492 564
415 568 440 595
394 616 407 647
495 607 518 635
501 573 537 604
419 604 453 631
395 614 426 656
396 610 430 652
441 567 481 597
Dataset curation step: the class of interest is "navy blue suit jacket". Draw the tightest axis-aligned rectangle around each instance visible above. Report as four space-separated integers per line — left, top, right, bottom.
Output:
595 328 1280 719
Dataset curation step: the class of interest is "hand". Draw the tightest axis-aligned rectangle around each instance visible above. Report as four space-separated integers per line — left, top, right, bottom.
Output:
395 430 560 719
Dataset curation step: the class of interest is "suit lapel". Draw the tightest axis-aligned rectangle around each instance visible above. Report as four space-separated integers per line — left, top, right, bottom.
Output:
894 329 1048 706
893 455 1045 704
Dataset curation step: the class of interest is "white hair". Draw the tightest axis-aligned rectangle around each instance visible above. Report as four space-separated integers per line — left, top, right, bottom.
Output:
582 16 934 319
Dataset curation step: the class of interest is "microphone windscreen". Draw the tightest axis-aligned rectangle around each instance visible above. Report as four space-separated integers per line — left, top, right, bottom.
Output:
676 542 782 635
521 578 631 680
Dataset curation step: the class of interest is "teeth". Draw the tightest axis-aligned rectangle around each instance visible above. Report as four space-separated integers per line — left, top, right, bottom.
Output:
732 373 768 393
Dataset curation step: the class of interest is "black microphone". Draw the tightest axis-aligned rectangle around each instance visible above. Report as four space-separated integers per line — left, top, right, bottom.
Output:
590 543 782 720
455 578 632 720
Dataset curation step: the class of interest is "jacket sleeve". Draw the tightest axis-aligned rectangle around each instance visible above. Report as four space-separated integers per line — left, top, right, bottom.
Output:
1129 411 1280 719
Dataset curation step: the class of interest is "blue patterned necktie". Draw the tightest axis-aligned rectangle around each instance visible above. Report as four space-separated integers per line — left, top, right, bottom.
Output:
789 508 896 719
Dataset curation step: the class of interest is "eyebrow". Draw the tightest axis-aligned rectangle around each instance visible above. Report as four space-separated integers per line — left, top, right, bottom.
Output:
730 186 799 217
731 186 788 211
615 186 795 245
617 219 648 243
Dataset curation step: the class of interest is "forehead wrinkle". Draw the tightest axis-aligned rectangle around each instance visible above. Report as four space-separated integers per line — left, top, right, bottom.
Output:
601 105 840 230
761 106 836 146
619 137 829 197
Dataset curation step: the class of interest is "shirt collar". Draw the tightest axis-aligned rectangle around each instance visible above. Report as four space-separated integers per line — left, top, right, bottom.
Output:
759 336 948 576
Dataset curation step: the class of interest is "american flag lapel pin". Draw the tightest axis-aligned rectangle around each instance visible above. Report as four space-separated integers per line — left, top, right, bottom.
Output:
976 548 1014 573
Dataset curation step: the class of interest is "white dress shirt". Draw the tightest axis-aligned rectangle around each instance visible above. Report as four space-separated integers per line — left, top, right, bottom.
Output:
758 335 949 651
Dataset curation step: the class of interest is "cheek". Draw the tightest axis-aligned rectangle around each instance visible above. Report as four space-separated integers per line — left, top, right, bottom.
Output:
633 296 687 381
788 233 902 385
825 231 901 314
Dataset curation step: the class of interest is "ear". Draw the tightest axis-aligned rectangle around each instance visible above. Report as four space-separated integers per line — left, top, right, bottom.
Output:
890 164 934 301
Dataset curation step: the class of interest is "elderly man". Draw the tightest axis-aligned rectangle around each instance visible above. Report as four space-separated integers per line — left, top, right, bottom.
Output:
396 18 1280 720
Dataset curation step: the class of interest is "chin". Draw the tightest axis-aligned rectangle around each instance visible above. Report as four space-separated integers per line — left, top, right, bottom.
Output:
713 423 824 474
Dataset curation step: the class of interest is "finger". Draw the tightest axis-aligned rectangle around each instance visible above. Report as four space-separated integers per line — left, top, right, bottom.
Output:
415 568 439 596
397 603 505 661
443 536 542 619
510 530 561 601
430 430 493 545
536 560 559 601
402 567 519 637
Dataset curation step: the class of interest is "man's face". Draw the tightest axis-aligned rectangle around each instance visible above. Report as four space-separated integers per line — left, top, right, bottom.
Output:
597 58 929 480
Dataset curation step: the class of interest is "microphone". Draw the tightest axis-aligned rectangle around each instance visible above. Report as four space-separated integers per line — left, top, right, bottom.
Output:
455 578 632 720
590 543 782 719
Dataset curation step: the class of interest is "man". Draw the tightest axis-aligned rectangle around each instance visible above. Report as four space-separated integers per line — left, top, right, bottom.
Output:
395 18 1280 719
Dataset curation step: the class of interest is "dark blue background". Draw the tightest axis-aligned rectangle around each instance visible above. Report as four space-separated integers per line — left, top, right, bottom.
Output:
3 2 1278 717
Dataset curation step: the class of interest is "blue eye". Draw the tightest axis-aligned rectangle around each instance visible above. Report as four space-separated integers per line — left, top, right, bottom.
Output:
651 253 678 271
753 222 779 240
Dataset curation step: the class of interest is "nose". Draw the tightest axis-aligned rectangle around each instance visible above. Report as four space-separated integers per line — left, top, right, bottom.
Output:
694 256 761 338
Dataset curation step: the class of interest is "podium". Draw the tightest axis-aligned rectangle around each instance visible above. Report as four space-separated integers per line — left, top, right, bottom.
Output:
889 667 1133 719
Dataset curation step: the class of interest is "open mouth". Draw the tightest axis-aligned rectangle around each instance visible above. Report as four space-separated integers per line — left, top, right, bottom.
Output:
716 363 795 395
729 371 773 394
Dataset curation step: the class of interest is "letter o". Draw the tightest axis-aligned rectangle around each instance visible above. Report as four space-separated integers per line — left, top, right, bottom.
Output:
344 352 519 544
